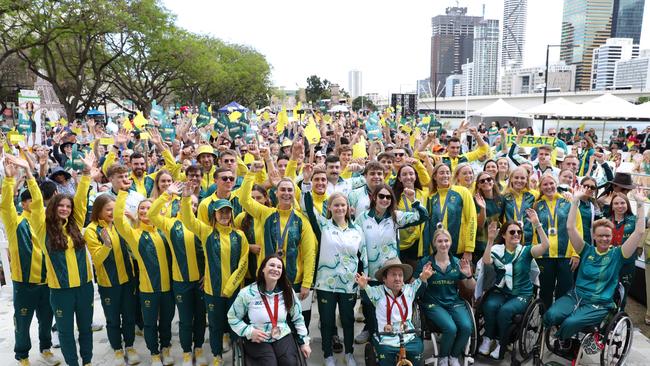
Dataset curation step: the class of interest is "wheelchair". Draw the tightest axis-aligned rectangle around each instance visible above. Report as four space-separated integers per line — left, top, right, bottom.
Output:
232 333 308 366
474 287 545 366
543 283 633 366
364 327 421 366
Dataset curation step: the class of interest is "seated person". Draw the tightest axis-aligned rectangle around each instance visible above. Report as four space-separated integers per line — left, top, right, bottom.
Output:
355 258 434 366
227 255 311 366
414 228 475 366
543 187 646 348
477 210 549 360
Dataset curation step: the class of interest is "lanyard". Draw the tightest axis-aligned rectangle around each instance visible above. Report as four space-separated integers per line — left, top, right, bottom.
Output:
541 200 558 231
512 193 525 222
434 192 450 223
385 291 408 324
276 211 295 255
261 293 279 328
402 194 411 211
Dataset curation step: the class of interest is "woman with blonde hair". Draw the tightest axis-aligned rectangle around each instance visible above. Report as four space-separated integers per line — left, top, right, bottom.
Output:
452 163 474 190
501 167 539 245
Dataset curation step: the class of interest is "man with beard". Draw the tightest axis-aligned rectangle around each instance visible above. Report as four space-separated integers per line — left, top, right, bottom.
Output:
348 161 387 217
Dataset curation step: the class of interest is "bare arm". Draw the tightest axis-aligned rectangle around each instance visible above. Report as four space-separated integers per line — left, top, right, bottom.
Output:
567 188 586 254
622 188 648 258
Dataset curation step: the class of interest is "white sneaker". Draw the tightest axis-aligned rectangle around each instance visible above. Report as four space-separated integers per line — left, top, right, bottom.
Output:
448 356 461 366
354 330 370 344
40 349 62 366
181 353 192 366
113 350 126 366
437 357 448 366
125 347 140 365
194 348 207 366
161 347 174 365
51 331 60 349
222 334 231 353
345 353 356 366
478 337 492 355
324 356 336 366
151 355 162 366
91 322 104 332
489 344 501 360
19 359 30 366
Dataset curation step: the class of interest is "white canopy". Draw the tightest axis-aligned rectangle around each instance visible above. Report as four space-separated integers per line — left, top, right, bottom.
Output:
632 101 650 119
469 98 522 118
568 93 639 119
328 104 349 113
523 98 577 117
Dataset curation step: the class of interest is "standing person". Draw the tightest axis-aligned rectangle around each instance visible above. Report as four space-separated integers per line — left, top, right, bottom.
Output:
437 126 489 173
148 183 207 366
452 163 474 190
477 213 549 360
575 177 601 246
227 255 312 365
114 191 174 366
302 191 368 366
1 156 61 366
30 153 96 366
85 194 140 366
392 164 429 267
234 184 271 285
180 186 249 366
501 167 539 245
415 229 475 366
533 174 580 310
495 157 510 191
473 171 504 265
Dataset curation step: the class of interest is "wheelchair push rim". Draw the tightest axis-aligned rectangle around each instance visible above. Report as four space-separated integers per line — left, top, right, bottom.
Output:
518 298 545 360
600 312 633 366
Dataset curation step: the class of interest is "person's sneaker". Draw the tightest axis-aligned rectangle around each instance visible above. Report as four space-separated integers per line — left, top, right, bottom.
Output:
151 354 163 366
161 347 174 365
324 356 336 366
437 357 448 366
18 359 30 366
113 350 126 366
91 322 104 332
478 337 492 355
211 356 222 366
41 349 62 366
332 335 343 353
222 334 231 353
194 348 207 366
345 353 356 366
51 331 60 349
448 356 461 366
354 330 370 344
135 326 144 337
354 304 364 322
181 353 192 366
125 347 140 365
489 344 501 360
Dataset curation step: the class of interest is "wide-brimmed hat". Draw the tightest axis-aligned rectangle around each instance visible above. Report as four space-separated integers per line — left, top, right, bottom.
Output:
59 141 74 154
608 172 636 190
196 145 217 159
374 257 413 282
555 148 565 162
48 166 72 181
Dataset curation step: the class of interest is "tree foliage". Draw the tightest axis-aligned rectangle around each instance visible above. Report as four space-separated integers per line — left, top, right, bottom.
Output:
305 75 331 103
351 96 376 112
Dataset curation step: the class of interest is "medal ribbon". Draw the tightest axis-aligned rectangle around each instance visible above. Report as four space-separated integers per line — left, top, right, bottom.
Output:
261 293 279 329
435 192 450 223
402 194 411 211
512 193 525 222
276 211 295 254
541 200 558 232
385 291 408 325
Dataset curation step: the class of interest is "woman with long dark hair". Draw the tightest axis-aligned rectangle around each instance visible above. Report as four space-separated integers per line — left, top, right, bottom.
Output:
473 171 504 264
392 164 428 267
234 184 270 285
228 255 311 364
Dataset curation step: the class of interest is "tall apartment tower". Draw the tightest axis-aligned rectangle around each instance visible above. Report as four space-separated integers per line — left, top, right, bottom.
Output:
560 0 615 90
473 19 500 95
611 0 645 44
430 7 483 95
347 70 362 99
591 38 639 90
502 0 527 68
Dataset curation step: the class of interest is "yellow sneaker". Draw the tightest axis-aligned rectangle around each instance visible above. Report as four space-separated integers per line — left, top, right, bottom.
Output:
194 348 207 366
211 356 222 366
40 349 62 366
151 354 162 366
181 353 192 366
113 349 125 366
19 359 30 366
161 347 174 366
125 348 140 365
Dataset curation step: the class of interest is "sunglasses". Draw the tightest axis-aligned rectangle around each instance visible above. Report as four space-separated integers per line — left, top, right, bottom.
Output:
479 177 493 184
220 176 235 182
508 229 522 236
377 193 392 201
394 153 405 157
582 184 596 190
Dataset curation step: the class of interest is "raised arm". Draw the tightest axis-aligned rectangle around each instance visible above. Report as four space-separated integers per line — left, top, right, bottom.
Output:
72 153 94 229
179 186 211 242
621 188 648 258
482 221 498 265
240 167 274 220
566 188 586 254
528 208 550 257
148 190 176 233
114 190 139 247
222 232 249 297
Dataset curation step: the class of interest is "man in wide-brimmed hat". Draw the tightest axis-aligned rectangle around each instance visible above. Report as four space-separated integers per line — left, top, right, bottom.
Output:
355 258 433 366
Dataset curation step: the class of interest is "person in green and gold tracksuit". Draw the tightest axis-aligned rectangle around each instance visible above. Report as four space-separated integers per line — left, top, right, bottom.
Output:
148 183 207 366
0 156 61 366
180 183 249 366
114 190 174 366
85 194 140 366
544 187 647 344
473 171 505 265
234 184 271 285
30 153 95 366
501 167 539 245
533 174 581 310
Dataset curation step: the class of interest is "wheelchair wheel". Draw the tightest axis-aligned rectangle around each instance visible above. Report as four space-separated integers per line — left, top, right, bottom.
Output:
518 298 545 360
464 300 478 360
600 312 633 366
544 324 561 356
365 342 378 366
232 338 245 366
412 300 423 337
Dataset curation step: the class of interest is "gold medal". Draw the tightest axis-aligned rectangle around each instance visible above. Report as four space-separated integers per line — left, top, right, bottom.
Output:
277 250 284 257
384 324 393 333
271 326 281 339
549 227 557 236
436 222 443 230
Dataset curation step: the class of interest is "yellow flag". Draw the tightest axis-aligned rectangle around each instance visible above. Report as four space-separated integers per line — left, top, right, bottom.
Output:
578 122 585 131
422 116 431 124
229 111 242 122
208 104 212 114
262 111 270 121
72 127 82 135
323 114 332 124
304 116 321 144
409 128 420 149
121 117 133 131
352 136 368 159
276 106 288 134
59 118 68 127
293 102 303 122
133 111 147 129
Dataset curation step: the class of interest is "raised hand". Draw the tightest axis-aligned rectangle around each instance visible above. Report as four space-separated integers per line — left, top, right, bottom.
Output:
181 181 196 197
419 261 434 281
80 152 96 173
459 258 473 278
166 181 184 196
403 188 416 202
526 208 540 226
355 273 370 289
633 187 647 203
487 221 498 241
3 158 16 177
302 163 314 182
474 193 486 209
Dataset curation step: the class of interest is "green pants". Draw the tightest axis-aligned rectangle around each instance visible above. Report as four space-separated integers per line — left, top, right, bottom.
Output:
372 336 423 366
140 291 175 355
537 257 573 310
481 289 530 343
316 290 355 358
361 280 380 334
13 282 53 361
173 281 206 352
98 280 136 351
205 292 238 356
422 302 472 357
543 289 613 340
50 282 94 366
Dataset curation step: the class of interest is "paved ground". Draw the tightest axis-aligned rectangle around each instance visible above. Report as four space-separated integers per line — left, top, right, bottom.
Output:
1 285 650 366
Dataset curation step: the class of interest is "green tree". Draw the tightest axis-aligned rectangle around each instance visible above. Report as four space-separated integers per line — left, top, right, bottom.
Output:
351 96 376 112
638 96 650 104
305 75 330 103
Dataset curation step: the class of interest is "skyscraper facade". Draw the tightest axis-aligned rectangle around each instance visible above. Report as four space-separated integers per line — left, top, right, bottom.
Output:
560 0 615 91
430 7 483 95
611 0 645 44
347 70 362 99
473 19 500 95
502 0 527 68
591 38 639 90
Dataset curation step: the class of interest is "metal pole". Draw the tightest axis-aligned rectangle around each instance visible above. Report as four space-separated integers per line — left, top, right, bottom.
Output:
542 45 550 133
434 72 438 114
465 58 469 119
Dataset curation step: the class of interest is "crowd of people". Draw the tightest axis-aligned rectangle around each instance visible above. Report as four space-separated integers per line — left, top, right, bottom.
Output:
0 110 649 366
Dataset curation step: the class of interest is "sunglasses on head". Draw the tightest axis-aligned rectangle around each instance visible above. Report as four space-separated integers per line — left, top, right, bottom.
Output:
377 193 392 200
220 176 235 182
508 229 522 236
479 177 493 184
582 184 596 190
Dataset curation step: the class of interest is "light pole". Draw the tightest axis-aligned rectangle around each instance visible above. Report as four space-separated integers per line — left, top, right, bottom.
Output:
432 72 452 114
542 44 579 133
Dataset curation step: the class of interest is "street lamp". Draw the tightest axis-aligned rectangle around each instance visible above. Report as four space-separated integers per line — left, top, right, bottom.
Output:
432 72 452 114
542 43 579 133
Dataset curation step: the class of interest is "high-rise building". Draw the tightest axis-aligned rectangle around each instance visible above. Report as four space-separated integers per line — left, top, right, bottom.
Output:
614 49 650 89
430 7 483 95
502 0 527 68
591 38 639 90
500 62 576 94
460 62 475 96
473 19 500 95
560 0 615 90
445 75 464 97
611 0 645 44
347 70 362 99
